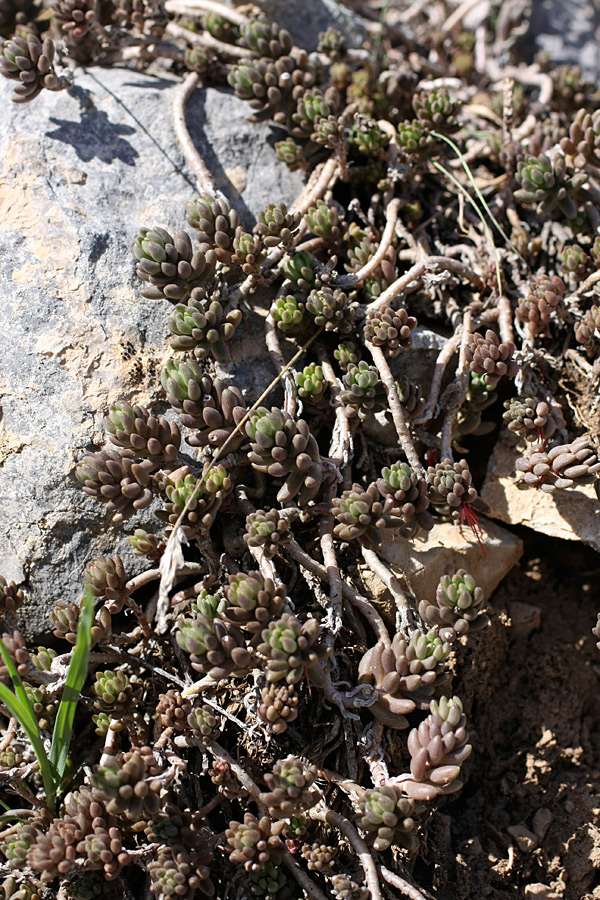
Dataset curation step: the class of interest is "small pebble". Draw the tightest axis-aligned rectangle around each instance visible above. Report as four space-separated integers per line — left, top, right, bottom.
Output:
533 808 553 841
507 824 538 852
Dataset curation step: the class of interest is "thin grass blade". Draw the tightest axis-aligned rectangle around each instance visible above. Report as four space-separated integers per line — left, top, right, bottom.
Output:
0 654 55 809
50 585 95 783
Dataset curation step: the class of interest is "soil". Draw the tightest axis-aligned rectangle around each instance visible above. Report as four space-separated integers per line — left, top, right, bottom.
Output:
414 528 600 900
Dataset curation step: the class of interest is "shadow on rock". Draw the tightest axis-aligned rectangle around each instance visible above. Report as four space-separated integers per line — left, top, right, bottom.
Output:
46 86 138 166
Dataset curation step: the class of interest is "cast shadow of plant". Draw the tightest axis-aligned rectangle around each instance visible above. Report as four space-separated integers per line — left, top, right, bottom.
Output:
46 85 138 166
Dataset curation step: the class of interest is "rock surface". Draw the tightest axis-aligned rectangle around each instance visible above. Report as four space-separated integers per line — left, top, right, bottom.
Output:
359 518 524 624
481 433 600 553
0 66 303 635
255 0 366 50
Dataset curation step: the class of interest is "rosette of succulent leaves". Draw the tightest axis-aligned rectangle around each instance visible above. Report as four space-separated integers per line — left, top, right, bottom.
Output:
3 2 600 899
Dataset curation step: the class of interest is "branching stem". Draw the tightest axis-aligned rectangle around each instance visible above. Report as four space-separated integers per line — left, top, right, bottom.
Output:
366 341 422 472
309 804 383 900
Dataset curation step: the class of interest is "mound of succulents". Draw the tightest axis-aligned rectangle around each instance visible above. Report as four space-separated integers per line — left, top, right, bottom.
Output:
2 2 600 899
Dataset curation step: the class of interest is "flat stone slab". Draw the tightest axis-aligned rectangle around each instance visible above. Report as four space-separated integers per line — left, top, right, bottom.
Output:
359 519 523 622
481 434 600 553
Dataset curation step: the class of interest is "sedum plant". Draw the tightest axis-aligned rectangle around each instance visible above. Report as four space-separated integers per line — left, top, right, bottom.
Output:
5 5 600 899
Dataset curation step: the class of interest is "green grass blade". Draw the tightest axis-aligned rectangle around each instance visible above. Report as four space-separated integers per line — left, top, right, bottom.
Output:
431 130 526 262
432 159 502 295
0 646 56 810
50 585 95 783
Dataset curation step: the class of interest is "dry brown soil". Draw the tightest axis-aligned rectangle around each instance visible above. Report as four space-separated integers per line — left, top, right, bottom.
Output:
414 530 600 899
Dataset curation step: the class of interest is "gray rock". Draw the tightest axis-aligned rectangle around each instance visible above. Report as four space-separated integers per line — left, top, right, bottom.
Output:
254 0 366 51
529 0 600 79
0 65 304 636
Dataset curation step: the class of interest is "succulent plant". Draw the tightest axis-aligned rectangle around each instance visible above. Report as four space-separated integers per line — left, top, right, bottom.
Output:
1 824 39 869
301 842 336 872
257 683 298 734
515 434 600 491
244 509 292 559
186 193 240 263
291 89 333 138
0 576 24 617
0 34 66 102
348 115 390 155
396 119 432 156
23 682 58 730
274 136 306 170
92 670 137 716
402 696 472 800
185 45 226 82
257 613 329 685
312 112 347 149
239 16 292 59
317 26 345 58
187 704 220 741
295 362 326 400
75 448 155 522
225 813 285 869
502 397 557 442
156 689 193 733
133 227 216 302
103 401 181 465
363 305 417 357
561 243 590 285
305 200 342 246
420 570 488 641
356 786 420 851
224 571 286 634
163 367 247 450
306 286 355 333
340 361 384 417
560 108 600 168
228 54 315 126
52 0 97 38
168 291 242 364
575 305 600 358
253 202 300 249
282 251 320 292
331 874 369 900
51 599 111 645
271 295 305 334
147 845 213 899
0 630 30 680
334 340 361 372
514 153 587 218
0 0 36 38
332 482 397 542
157 469 230 535
231 228 267 275
464 329 518 387
92 749 161 822
204 10 238 42
210 760 249 800
412 88 458 130
427 458 488 526
259 756 321 819
127 528 164 560
176 610 252 680
396 376 426 419
30 645 57 672
515 273 566 335
248 861 290 897
246 407 322 505
27 818 79 881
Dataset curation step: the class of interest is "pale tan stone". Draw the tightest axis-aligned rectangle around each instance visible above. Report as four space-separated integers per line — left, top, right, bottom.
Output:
481 433 600 551
359 519 523 616
507 824 538 852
